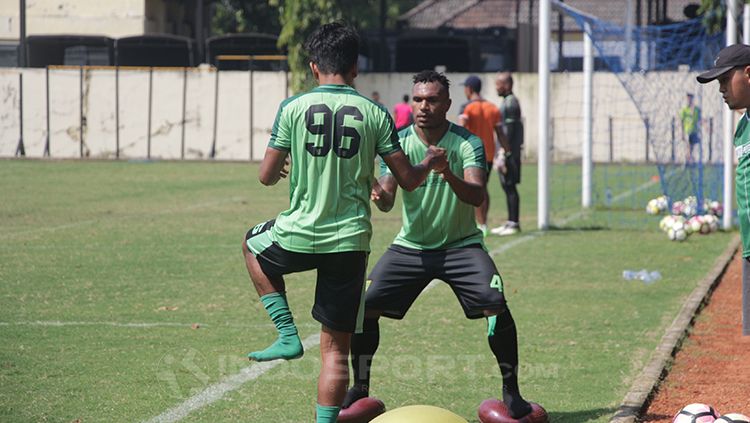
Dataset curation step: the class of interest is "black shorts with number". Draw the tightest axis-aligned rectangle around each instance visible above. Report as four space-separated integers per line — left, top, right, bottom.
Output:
245 219 368 333
365 244 507 320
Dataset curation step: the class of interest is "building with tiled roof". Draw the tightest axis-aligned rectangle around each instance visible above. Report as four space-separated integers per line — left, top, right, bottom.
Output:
393 0 702 72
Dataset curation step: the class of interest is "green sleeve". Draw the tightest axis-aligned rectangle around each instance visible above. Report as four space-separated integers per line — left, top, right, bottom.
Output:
462 135 486 169
375 108 402 157
268 102 291 151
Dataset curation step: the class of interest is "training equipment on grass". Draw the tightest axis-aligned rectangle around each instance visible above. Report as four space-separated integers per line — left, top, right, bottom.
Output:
370 405 468 423
477 399 549 423
716 414 750 423
337 397 386 423
672 403 719 423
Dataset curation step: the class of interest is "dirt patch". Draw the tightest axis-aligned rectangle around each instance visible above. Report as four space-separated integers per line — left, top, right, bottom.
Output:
641 252 750 421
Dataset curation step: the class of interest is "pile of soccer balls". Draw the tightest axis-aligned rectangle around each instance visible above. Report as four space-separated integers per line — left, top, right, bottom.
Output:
659 214 720 242
673 403 749 423
648 196 723 242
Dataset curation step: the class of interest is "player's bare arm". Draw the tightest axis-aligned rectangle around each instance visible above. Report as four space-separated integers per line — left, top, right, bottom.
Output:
258 147 290 186
439 166 485 207
495 123 511 153
370 175 397 212
382 147 447 192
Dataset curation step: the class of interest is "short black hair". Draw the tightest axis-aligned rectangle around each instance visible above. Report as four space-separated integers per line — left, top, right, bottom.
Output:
412 70 451 94
304 21 360 75
402 94 409 102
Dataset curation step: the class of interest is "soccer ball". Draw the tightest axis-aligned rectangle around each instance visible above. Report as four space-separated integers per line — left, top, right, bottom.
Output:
698 215 711 234
660 215 676 232
668 220 688 242
646 199 661 215
672 403 719 423
708 200 723 217
687 216 703 234
716 414 750 423
672 201 685 215
703 214 719 233
656 195 669 211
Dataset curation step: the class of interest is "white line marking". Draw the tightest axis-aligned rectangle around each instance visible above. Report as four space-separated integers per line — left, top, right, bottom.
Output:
610 168 676 204
143 333 320 423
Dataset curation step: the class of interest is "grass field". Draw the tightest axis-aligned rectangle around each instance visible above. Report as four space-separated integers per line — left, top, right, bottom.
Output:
0 160 735 422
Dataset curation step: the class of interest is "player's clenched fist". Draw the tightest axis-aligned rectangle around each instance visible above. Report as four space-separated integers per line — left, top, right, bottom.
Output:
426 146 448 172
370 179 385 201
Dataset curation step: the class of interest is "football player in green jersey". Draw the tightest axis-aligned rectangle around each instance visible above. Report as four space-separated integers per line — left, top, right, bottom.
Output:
698 43 750 336
242 23 447 422
342 71 535 419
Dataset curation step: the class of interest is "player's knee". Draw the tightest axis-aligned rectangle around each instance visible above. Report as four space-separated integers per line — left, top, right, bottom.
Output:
485 305 515 327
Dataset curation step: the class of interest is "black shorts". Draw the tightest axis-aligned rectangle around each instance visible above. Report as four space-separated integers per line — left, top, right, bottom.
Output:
500 153 521 186
365 244 507 320
245 219 368 333
688 132 701 145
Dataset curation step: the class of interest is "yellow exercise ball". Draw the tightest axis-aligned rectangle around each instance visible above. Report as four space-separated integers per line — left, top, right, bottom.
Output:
370 404 468 423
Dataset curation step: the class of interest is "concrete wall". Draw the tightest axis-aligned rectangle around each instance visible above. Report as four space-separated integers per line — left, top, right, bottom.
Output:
0 66 289 160
0 68 726 163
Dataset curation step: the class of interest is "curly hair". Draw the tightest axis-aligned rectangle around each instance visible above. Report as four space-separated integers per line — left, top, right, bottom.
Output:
412 70 451 94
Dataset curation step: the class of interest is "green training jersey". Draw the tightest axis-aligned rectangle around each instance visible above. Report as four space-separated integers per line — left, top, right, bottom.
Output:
734 112 750 257
679 105 701 135
268 84 402 254
380 123 485 250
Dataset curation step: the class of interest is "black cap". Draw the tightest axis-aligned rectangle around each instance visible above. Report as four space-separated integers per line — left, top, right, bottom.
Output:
697 44 750 83
462 75 482 92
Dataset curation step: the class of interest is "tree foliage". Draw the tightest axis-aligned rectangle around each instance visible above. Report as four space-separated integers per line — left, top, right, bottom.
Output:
210 0 281 35
698 0 750 35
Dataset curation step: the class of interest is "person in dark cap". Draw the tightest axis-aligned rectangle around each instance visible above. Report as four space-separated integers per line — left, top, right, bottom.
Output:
697 42 750 336
459 75 503 237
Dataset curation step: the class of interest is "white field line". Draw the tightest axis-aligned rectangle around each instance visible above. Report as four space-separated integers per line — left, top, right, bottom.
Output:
610 169 674 204
143 333 321 423
1 196 245 240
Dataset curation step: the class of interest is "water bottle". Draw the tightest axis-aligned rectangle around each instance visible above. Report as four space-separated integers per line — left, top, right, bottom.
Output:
636 269 650 282
605 188 613 207
622 269 661 284
645 271 662 285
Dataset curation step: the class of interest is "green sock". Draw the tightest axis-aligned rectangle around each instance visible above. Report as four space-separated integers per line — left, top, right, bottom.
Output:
315 404 341 423
248 292 303 362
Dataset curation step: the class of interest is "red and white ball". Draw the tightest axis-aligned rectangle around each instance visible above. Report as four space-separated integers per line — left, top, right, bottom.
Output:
672 403 719 423
716 414 750 423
